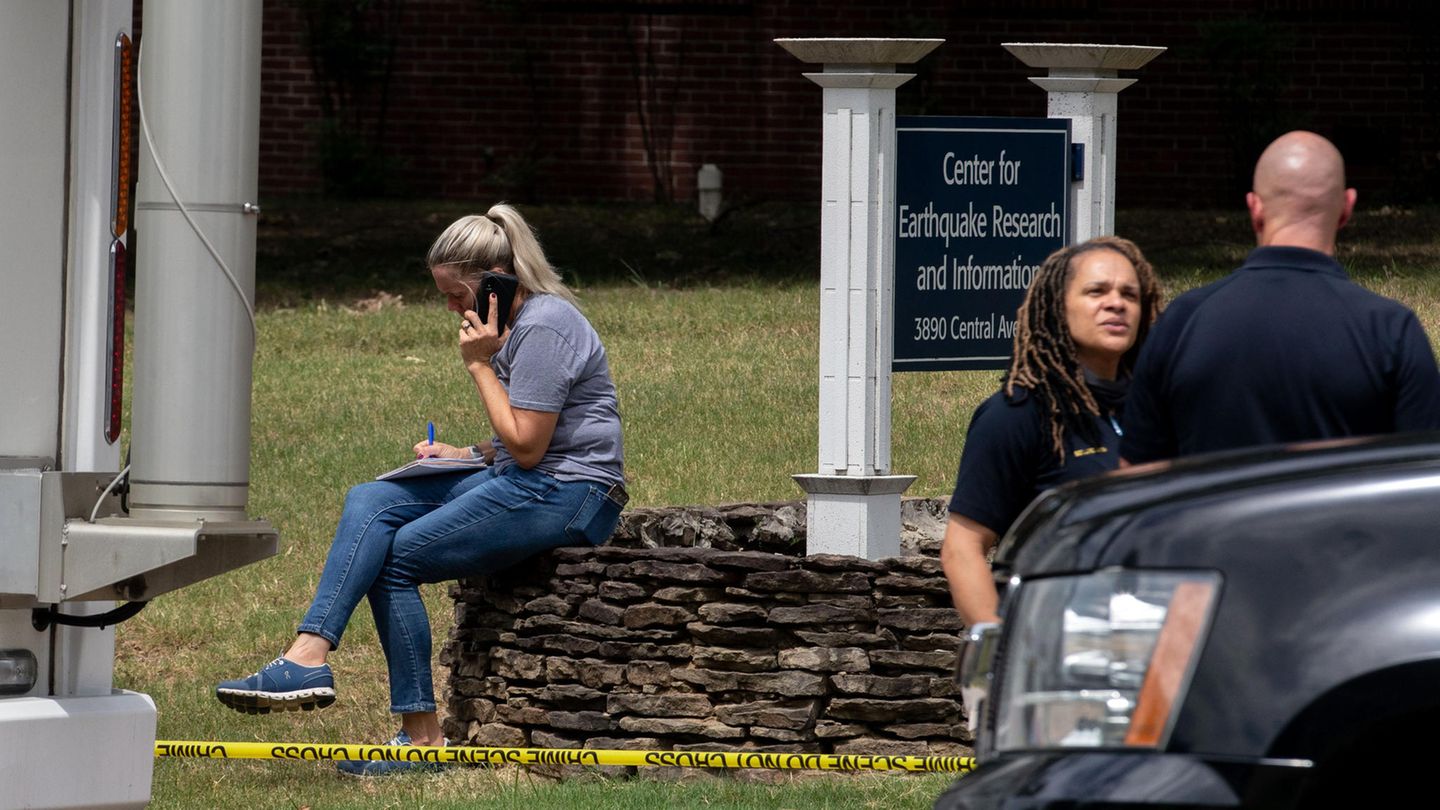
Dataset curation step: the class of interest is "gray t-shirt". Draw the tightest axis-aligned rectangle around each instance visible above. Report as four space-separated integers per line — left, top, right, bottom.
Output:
489 293 624 486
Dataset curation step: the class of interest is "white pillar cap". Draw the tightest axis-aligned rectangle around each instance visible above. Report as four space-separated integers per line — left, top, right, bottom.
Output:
1002 43 1165 73
776 38 943 65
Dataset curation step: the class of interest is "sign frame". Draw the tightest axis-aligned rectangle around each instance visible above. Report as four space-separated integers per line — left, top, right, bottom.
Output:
893 116 1071 372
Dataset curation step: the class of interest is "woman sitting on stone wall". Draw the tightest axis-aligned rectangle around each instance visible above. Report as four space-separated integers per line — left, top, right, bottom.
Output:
940 237 1163 627
215 204 626 775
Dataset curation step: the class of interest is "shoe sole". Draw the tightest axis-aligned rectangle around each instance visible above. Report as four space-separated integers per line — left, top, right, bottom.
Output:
215 686 336 714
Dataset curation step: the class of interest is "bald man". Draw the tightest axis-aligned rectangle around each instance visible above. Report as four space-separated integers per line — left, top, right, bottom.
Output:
1121 131 1440 462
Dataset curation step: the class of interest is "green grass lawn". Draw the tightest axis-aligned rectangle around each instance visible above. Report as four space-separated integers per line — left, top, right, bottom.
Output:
118 201 1440 808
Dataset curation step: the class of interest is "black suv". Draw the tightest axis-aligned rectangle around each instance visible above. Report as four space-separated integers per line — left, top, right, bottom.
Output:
938 434 1440 809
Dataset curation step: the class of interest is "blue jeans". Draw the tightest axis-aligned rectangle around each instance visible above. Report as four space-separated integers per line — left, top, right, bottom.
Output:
297 464 622 713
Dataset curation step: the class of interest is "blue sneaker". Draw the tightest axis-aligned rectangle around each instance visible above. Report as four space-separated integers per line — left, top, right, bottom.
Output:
335 729 447 777
215 656 336 714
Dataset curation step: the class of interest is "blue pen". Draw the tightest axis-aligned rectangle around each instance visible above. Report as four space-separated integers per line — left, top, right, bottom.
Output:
428 421 435 446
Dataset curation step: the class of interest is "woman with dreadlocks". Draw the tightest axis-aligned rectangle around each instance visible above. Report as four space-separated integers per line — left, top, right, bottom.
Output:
941 236 1163 626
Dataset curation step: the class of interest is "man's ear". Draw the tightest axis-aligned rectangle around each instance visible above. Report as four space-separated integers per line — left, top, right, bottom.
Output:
1337 188 1358 230
1246 191 1264 238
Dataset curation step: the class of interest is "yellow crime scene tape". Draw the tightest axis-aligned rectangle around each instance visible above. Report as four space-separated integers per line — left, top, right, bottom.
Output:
155 740 974 773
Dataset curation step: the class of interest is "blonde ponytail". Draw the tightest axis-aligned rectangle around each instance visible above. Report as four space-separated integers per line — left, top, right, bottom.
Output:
425 203 577 306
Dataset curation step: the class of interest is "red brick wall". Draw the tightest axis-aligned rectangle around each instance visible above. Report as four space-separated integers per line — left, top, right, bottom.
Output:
256 0 1436 206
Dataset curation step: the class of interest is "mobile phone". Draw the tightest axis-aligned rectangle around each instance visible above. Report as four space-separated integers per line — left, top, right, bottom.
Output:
478 270 520 334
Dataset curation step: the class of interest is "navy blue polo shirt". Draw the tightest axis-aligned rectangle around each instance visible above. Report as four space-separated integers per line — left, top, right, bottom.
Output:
949 387 1121 536
1122 245 1440 463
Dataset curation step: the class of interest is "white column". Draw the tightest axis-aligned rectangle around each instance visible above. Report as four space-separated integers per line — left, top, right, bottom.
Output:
1002 44 1164 242
131 0 263 520
777 38 940 560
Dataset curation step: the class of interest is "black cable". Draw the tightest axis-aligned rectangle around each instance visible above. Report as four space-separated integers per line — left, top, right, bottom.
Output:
32 600 148 632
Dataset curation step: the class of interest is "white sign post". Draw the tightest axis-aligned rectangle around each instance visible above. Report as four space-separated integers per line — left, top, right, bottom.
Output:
777 38 942 560
1002 44 1165 242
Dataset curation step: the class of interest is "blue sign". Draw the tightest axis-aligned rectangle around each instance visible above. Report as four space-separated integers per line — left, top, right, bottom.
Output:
893 116 1071 371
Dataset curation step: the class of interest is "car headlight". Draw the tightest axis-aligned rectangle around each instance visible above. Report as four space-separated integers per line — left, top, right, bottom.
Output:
994 569 1219 751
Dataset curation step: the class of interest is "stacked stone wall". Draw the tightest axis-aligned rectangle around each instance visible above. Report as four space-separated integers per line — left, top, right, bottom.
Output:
441 499 970 765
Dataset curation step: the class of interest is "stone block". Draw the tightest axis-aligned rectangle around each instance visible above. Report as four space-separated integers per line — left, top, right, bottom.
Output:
474 676 510 698
517 614 681 641
828 698 961 723
653 586 725 603
578 598 626 625
625 560 732 584
495 705 549 725
550 546 607 562
597 642 694 661
491 648 545 681
698 602 769 624
767 604 874 625
554 561 607 577
515 634 602 657
523 594 575 616
471 723 527 747
806 594 875 609
673 668 827 697
598 581 649 602
545 656 580 682
575 660 627 688
742 569 871 594
791 630 891 648
452 678 489 698
450 656 491 679
876 608 965 632
814 719 866 739
607 693 714 717
901 633 964 651
617 717 745 739
832 737 928 757
880 556 944 576
889 723 965 740
548 711 617 731
686 623 781 647
537 683 607 708
552 579 598 597
803 554 887 573
926 740 976 756
714 699 818 730
875 593 936 609
625 660 672 686
703 551 793 572
584 736 663 751
930 678 962 697
874 573 949 595
624 603 699 629
869 649 958 672
776 646 870 673
531 730 582 750
724 586 806 604
750 726 815 742
457 698 495 723
692 646 777 673
830 673 931 698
